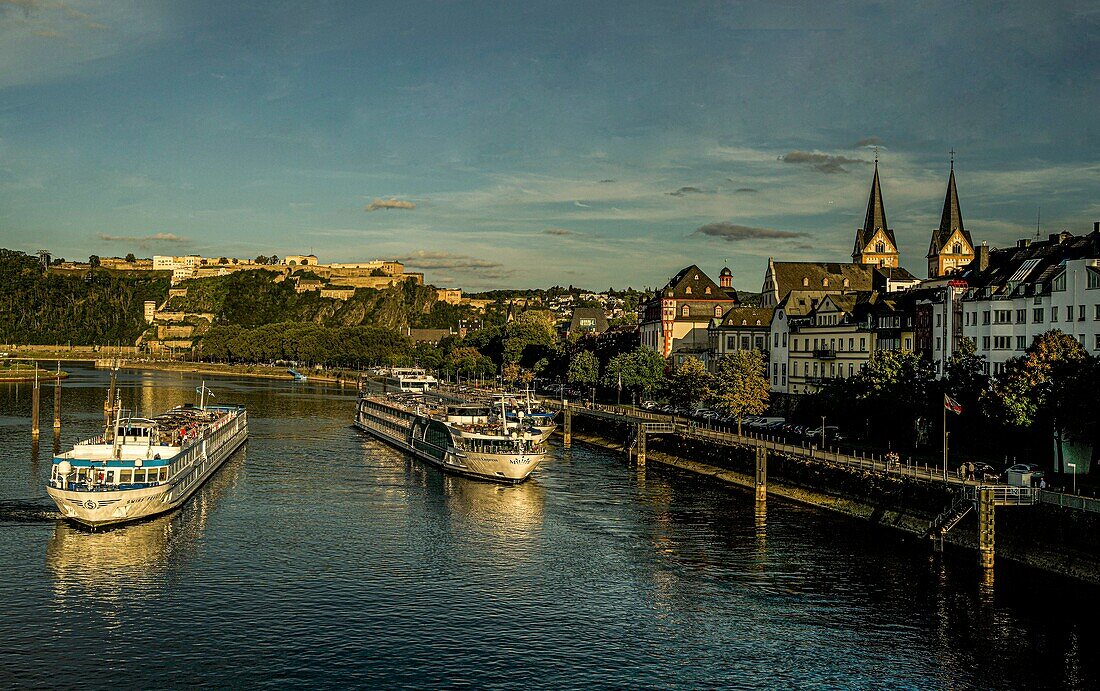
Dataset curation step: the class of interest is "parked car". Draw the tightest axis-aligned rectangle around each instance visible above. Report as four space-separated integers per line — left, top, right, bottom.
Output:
972 462 998 481
1005 463 1044 480
641 400 659 410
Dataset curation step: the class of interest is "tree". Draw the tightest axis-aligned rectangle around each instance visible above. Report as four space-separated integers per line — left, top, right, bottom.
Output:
502 311 557 366
88 255 101 268
985 330 1088 429
125 253 137 263
255 255 268 265
218 257 229 265
710 350 768 435
603 347 665 401
665 356 713 410
567 350 599 388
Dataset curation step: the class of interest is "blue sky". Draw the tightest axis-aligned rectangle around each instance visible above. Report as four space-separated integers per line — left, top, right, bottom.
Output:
2 1 1099 290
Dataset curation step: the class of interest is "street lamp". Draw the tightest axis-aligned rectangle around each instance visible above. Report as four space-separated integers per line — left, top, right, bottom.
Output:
1068 462 1077 495
821 415 826 448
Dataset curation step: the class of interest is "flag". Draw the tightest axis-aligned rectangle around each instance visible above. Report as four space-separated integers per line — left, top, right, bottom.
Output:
195 387 215 398
944 393 962 414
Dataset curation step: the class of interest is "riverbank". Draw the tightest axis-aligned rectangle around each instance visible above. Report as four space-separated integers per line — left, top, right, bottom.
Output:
564 422 1100 586
0 366 70 383
99 359 361 384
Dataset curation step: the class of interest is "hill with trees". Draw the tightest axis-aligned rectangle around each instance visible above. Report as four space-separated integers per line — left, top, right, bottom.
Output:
0 249 169 345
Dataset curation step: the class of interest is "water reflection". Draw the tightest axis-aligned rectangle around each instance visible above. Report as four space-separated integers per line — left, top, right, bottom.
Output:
45 446 247 607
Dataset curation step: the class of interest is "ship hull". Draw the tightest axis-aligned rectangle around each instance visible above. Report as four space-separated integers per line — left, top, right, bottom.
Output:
355 402 543 484
47 411 248 528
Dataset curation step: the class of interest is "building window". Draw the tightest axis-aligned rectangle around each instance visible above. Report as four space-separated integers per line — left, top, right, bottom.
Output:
982 311 991 325
681 305 689 317
802 277 809 287
848 363 853 376
982 336 990 351
1034 308 1044 323
952 242 962 254
823 278 829 287
936 337 941 352
1052 306 1058 322
1095 334 1100 350
875 241 885 253
1080 305 1086 321
685 286 691 295
773 332 779 347
756 336 764 350
843 278 850 288
714 305 722 317
1067 305 1073 321
705 287 711 294
1016 309 1026 323
742 336 751 350
1017 335 1026 350
782 333 787 347
904 337 912 350
848 338 854 351
860 337 866 351
936 313 941 327
1095 304 1100 320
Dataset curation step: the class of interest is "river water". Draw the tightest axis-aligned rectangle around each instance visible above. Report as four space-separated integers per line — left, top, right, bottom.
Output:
0 364 1097 688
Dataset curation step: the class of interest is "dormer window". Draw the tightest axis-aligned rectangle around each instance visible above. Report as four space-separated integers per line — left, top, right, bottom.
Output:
694 274 699 280
843 278 850 288
802 277 809 287
681 305 689 316
714 306 722 317
822 278 829 287
705 287 711 294
685 286 691 294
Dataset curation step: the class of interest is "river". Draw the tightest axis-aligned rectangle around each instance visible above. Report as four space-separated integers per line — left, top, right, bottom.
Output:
0 364 1096 688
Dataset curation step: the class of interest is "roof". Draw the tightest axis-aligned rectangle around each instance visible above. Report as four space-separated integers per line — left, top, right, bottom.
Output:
956 230 1100 296
928 164 973 256
569 307 609 333
854 162 897 254
716 306 774 328
660 264 734 301
767 261 874 300
873 266 918 282
819 294 858 313
776 290 832 317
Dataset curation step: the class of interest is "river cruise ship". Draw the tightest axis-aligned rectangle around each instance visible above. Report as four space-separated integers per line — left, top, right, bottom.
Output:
46 393 248 528
354 392 546 483
381 367 438 393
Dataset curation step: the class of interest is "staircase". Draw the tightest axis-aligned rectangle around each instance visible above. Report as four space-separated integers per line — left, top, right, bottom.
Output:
924 493 974 540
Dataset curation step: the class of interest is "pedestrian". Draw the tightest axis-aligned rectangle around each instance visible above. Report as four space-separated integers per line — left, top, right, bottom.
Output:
1040 478 1047 490
967 461 975 481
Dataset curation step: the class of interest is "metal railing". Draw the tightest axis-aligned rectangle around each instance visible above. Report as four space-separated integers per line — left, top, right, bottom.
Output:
965 485 1039 506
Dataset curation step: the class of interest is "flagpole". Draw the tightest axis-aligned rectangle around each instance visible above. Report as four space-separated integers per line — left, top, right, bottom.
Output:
943 394 947 480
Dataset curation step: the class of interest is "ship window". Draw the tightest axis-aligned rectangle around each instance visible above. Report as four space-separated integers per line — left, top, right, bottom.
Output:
159 468 168 481
134 469 147 483
106 471 115 483
76 468 88 483
120 469 132 483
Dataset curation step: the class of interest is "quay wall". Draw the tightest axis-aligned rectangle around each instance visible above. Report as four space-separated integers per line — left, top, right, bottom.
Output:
564 415 1100 585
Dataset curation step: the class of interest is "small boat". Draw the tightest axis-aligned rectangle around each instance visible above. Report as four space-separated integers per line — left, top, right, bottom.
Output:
288 368 308 382
355 391 545 483
46 384 248 528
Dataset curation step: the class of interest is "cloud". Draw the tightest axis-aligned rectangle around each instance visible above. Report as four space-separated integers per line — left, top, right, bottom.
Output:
398 250 517 281
667 186 708 196
598 179 615 184
97 232 189 249
543 227 576 236
574 201 590 208
782 151 869 174
693 222 807 242
853 137 883 148
734 187 757 193
365 198 416 212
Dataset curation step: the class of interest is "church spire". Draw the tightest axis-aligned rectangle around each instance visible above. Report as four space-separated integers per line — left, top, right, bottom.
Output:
927 156 975 277
852 160 898 267
862 161 889 237
936 165 967 245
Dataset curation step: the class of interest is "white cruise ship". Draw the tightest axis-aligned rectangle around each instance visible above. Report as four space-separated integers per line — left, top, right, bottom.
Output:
355 392 545 483
46 389 248 528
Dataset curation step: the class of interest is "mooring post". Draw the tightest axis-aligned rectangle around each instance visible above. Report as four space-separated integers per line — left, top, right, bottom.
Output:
978 486 995 571
755 445 767 503
563 407 572 448
636 422 646 466
31 367 41 438
53 364 62 430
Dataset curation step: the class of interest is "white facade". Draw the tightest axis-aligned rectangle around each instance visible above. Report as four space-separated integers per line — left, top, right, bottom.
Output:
768 307 790 393
962 258 1100 373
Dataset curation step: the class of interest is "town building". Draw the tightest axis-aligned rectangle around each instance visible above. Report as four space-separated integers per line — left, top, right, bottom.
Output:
639 265 738 359
760 260 873 307
956 225 1100 373
786 294 874 394
707 306 773 370
568 307 609 335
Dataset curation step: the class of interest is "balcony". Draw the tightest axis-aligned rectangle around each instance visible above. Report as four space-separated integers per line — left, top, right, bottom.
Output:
813 348 837 359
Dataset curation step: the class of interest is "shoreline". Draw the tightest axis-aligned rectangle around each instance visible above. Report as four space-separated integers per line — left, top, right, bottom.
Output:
0 370 70 383
96 359 359 384
565 428 1100 586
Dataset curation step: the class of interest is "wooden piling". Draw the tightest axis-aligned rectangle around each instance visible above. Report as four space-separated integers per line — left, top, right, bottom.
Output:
31 369 40 437
635 422 646 466
755 445 767 503
563 407 572 448
53 364 61 429
978 486 995 570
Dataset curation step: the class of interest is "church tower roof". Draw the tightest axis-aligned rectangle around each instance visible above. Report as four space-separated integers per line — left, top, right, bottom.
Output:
853 160 897 259
927 161 973 256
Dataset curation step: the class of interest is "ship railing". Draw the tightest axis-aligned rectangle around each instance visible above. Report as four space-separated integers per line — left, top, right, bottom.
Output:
73 434 107 446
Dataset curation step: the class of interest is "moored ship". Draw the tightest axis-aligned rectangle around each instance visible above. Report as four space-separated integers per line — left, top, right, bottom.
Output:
354 392 546 483
46 386 248 528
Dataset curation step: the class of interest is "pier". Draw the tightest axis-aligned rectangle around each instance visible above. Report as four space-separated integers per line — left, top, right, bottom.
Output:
553 401 1075 570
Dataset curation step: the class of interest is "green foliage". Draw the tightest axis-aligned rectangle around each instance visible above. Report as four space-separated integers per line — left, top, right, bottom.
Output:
199 323 413 367
502 311 557 366
567 350 599 387
665 356 714 409
0 249 169 345
710 351 768 431
603 346 666 397
984 330 1088 429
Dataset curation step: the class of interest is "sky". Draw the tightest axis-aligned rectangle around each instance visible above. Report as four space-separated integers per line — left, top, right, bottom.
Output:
1 1 1099 291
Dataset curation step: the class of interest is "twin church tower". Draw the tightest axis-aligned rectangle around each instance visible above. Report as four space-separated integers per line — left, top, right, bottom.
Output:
851 157 974 278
